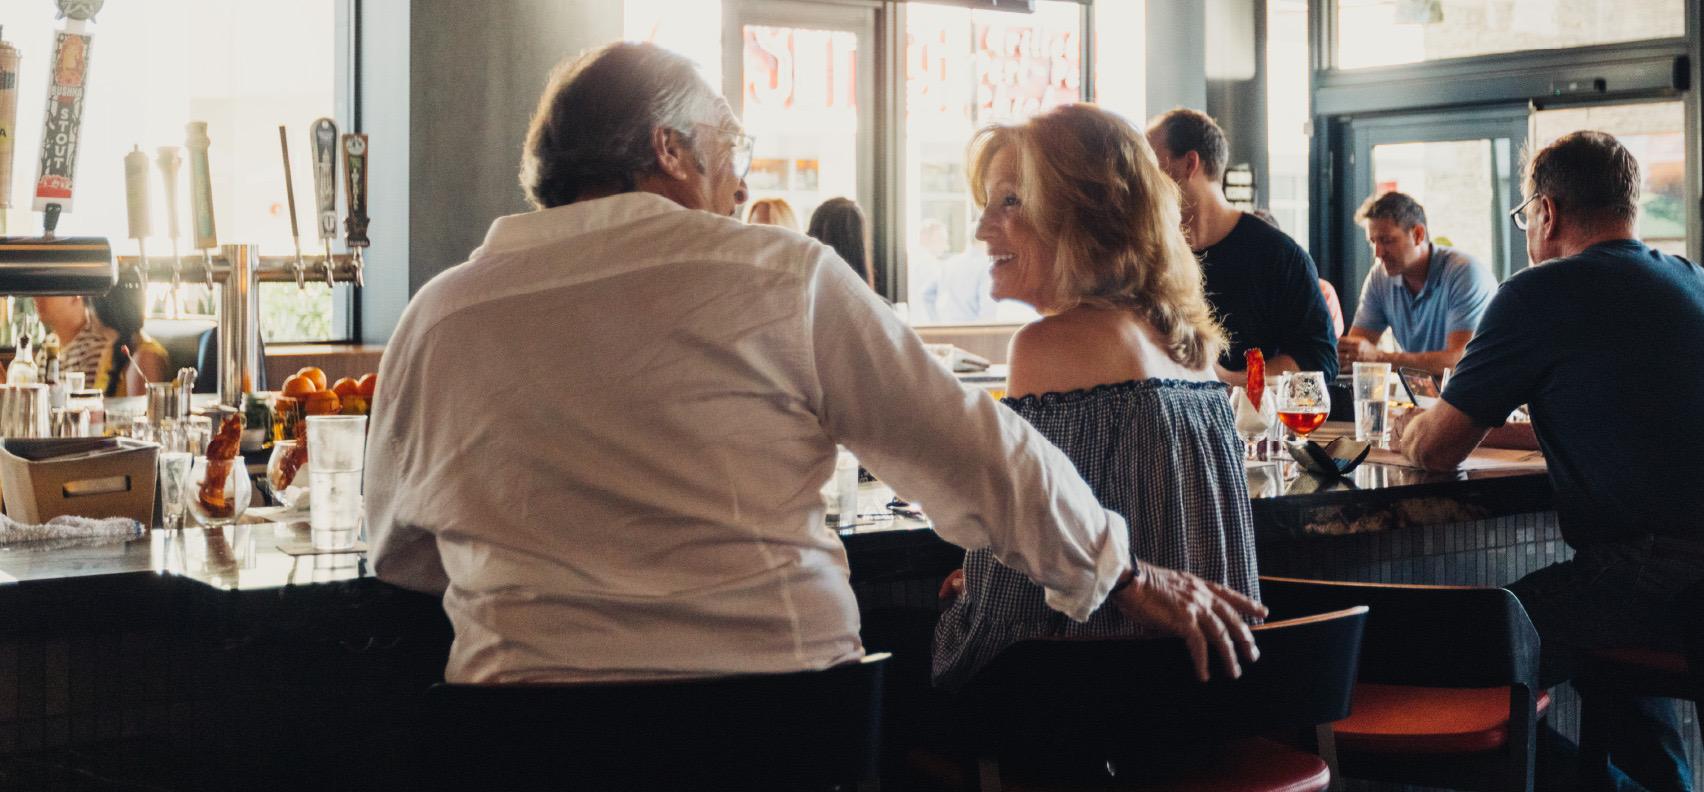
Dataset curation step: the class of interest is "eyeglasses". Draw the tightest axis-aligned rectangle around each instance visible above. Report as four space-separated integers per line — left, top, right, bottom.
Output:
694 124 755 181
1509 193 1538 231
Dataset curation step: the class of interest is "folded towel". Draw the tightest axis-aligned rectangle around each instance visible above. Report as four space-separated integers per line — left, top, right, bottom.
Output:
0 513 144 544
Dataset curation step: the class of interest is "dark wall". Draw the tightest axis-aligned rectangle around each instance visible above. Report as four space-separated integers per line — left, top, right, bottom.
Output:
359 0 623 343
1147 1 1207 116
1206 0 1269 208
408 0 623 293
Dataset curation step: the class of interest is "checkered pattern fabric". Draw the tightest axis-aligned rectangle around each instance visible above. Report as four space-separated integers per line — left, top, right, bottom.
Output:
932 378 1261 690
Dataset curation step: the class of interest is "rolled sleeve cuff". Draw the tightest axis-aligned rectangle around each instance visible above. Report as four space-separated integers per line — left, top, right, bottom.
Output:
1041 509 1132 623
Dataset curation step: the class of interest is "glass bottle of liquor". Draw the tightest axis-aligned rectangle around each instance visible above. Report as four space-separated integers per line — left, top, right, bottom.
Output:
8 335 39 385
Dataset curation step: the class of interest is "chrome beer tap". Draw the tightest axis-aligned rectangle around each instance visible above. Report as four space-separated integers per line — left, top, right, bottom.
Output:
341 132 368 288
309 118 338 288
277 125 306 289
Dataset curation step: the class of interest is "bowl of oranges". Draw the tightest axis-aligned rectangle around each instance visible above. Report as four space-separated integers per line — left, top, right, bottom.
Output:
272 367 377 443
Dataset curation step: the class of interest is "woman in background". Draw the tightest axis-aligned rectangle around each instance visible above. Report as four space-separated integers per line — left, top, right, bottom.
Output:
91 279 169 397
932 103 1261 690
744 197 798 231
807 197 875 290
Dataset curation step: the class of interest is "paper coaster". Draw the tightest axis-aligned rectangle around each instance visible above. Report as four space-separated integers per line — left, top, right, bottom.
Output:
276 540 368 556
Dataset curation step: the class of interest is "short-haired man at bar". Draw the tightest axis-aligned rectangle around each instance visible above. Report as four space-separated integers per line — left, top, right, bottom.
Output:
1146 109 1338 385
1339 191 1496 376
366 43 1261 687
1398 131 1703 791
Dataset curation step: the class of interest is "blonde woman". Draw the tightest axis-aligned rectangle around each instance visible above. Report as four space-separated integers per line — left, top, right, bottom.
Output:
744 197 798 231
933 104 1261 690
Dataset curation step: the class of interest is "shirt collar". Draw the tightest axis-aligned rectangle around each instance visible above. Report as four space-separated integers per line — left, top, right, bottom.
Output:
1397 243 1446 301
476 192 691 257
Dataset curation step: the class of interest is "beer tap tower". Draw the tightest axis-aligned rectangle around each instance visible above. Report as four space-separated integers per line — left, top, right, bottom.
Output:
117 121 371 407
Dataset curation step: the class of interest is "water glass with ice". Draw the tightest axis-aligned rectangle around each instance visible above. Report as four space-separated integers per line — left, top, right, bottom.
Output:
307 415 367 551
1352 362 1392 445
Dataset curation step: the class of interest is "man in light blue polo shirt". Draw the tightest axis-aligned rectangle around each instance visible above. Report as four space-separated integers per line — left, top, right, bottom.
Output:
1338 191 1497 376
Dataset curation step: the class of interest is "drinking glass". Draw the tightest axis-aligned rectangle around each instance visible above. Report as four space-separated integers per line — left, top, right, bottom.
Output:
185 454 251 527
1277 371 1331 439
266 439 310 508
1230 385 1276 460
157 450 193 529
1352 362 1392 445
307 415 367 551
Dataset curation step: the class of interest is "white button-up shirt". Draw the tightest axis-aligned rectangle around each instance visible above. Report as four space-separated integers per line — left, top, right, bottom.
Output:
366 192 1129 684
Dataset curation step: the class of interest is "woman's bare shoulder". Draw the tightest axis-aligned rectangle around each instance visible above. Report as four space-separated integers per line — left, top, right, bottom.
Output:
1007 309 1153 397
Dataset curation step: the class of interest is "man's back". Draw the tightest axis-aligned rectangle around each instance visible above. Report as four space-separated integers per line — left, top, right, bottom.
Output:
1444 239 1704 545
369 194 865 682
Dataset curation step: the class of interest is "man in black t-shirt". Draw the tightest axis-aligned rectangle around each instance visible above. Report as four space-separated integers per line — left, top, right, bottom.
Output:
1399 131 1702 792
1146 109 1337 384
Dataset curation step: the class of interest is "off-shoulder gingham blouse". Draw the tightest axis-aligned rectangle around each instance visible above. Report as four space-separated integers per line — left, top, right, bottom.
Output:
932 378 1261 690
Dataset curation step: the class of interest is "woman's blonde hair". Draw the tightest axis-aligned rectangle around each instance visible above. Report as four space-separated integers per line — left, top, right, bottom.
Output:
967 103 1224 369
745 197 799 231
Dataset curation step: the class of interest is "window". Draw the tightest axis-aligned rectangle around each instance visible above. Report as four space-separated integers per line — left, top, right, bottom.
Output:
627 0 1113 324
1336 0 1684 70
904 1 1084 325
1531 101 1687 257
1266 0 1310 249
3 1 345 343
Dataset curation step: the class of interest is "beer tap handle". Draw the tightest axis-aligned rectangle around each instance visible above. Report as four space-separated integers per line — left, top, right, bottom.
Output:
278 125 306 290
185 122 218 251
342 133 369 288
310 118 339 286
124 145 151 285
156 146 185 317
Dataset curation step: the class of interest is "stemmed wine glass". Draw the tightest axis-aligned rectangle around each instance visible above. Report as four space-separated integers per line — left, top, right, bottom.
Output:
1277 371 1331 440
1230 385 1276 460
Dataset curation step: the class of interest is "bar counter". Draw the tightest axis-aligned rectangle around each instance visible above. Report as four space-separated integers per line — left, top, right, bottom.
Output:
0 451 1597 789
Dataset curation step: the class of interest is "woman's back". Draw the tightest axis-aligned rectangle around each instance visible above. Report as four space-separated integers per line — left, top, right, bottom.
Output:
933 309 1258 690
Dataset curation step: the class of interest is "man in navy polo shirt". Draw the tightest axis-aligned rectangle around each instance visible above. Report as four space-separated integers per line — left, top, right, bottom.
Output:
1398 131 1704 792
1338 191 1496 376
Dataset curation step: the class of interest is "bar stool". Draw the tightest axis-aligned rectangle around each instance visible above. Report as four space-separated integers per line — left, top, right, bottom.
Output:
1260 576 1545 792
421 653 889 791
1571 578 1704 786
936 606 1368 791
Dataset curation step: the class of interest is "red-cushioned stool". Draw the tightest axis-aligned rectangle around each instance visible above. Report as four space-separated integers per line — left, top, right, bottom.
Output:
1570 581 1704 788
1260 577 1544 792
1335 684 1552 754
933 607 1367 792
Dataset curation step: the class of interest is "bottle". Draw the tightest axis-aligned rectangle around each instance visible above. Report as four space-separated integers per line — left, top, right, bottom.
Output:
42 334 65 407
8 335 38 385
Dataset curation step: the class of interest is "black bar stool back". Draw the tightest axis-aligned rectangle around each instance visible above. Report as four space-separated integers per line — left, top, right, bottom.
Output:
422 653 888 791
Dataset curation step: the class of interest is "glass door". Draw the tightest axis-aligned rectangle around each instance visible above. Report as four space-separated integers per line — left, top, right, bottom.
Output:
1335 108 1529 324
724 0 878 276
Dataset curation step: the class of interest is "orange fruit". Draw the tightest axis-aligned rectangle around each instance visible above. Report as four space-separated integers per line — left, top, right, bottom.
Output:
331 377 361 398
280 374 317 398
340 395 369 416
296 367 328 392
356 373 377 399
303 390 342 416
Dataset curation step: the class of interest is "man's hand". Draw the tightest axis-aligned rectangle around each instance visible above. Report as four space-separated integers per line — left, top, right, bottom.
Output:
938 569 965 602
1111 566 1267 682
1338 335 1382 367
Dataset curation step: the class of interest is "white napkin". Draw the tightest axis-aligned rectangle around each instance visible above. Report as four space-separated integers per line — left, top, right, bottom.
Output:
0 513 143 544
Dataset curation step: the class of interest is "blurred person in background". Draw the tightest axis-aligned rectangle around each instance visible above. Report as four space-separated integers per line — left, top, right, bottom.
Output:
90 279 169 397
1146 108 1337 384
808 197 876 291
1339 191 1495 376
744 196 797 231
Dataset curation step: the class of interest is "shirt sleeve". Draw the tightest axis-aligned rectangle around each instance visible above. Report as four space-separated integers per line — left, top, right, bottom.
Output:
365 308 451 595
1277 245 1341 378
1445 254 1498 335
803 247 1131 622
1440 280 1545 428
1351 267 1389 335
